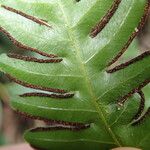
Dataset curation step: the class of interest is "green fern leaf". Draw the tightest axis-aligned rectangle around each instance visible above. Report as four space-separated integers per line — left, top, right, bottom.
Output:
0 0 150 149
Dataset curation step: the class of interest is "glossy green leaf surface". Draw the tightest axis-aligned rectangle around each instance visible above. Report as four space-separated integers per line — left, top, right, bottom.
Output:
0 0 150 149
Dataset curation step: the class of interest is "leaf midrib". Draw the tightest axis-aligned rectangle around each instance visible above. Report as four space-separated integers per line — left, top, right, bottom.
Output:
28 137 115 144
58 0 121 146
14 98 98 113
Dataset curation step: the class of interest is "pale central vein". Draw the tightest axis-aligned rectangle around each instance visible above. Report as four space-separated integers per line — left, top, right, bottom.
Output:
58 0 121 146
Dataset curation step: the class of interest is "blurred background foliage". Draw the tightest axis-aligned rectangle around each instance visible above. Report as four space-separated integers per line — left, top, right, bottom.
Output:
0 16 149 146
